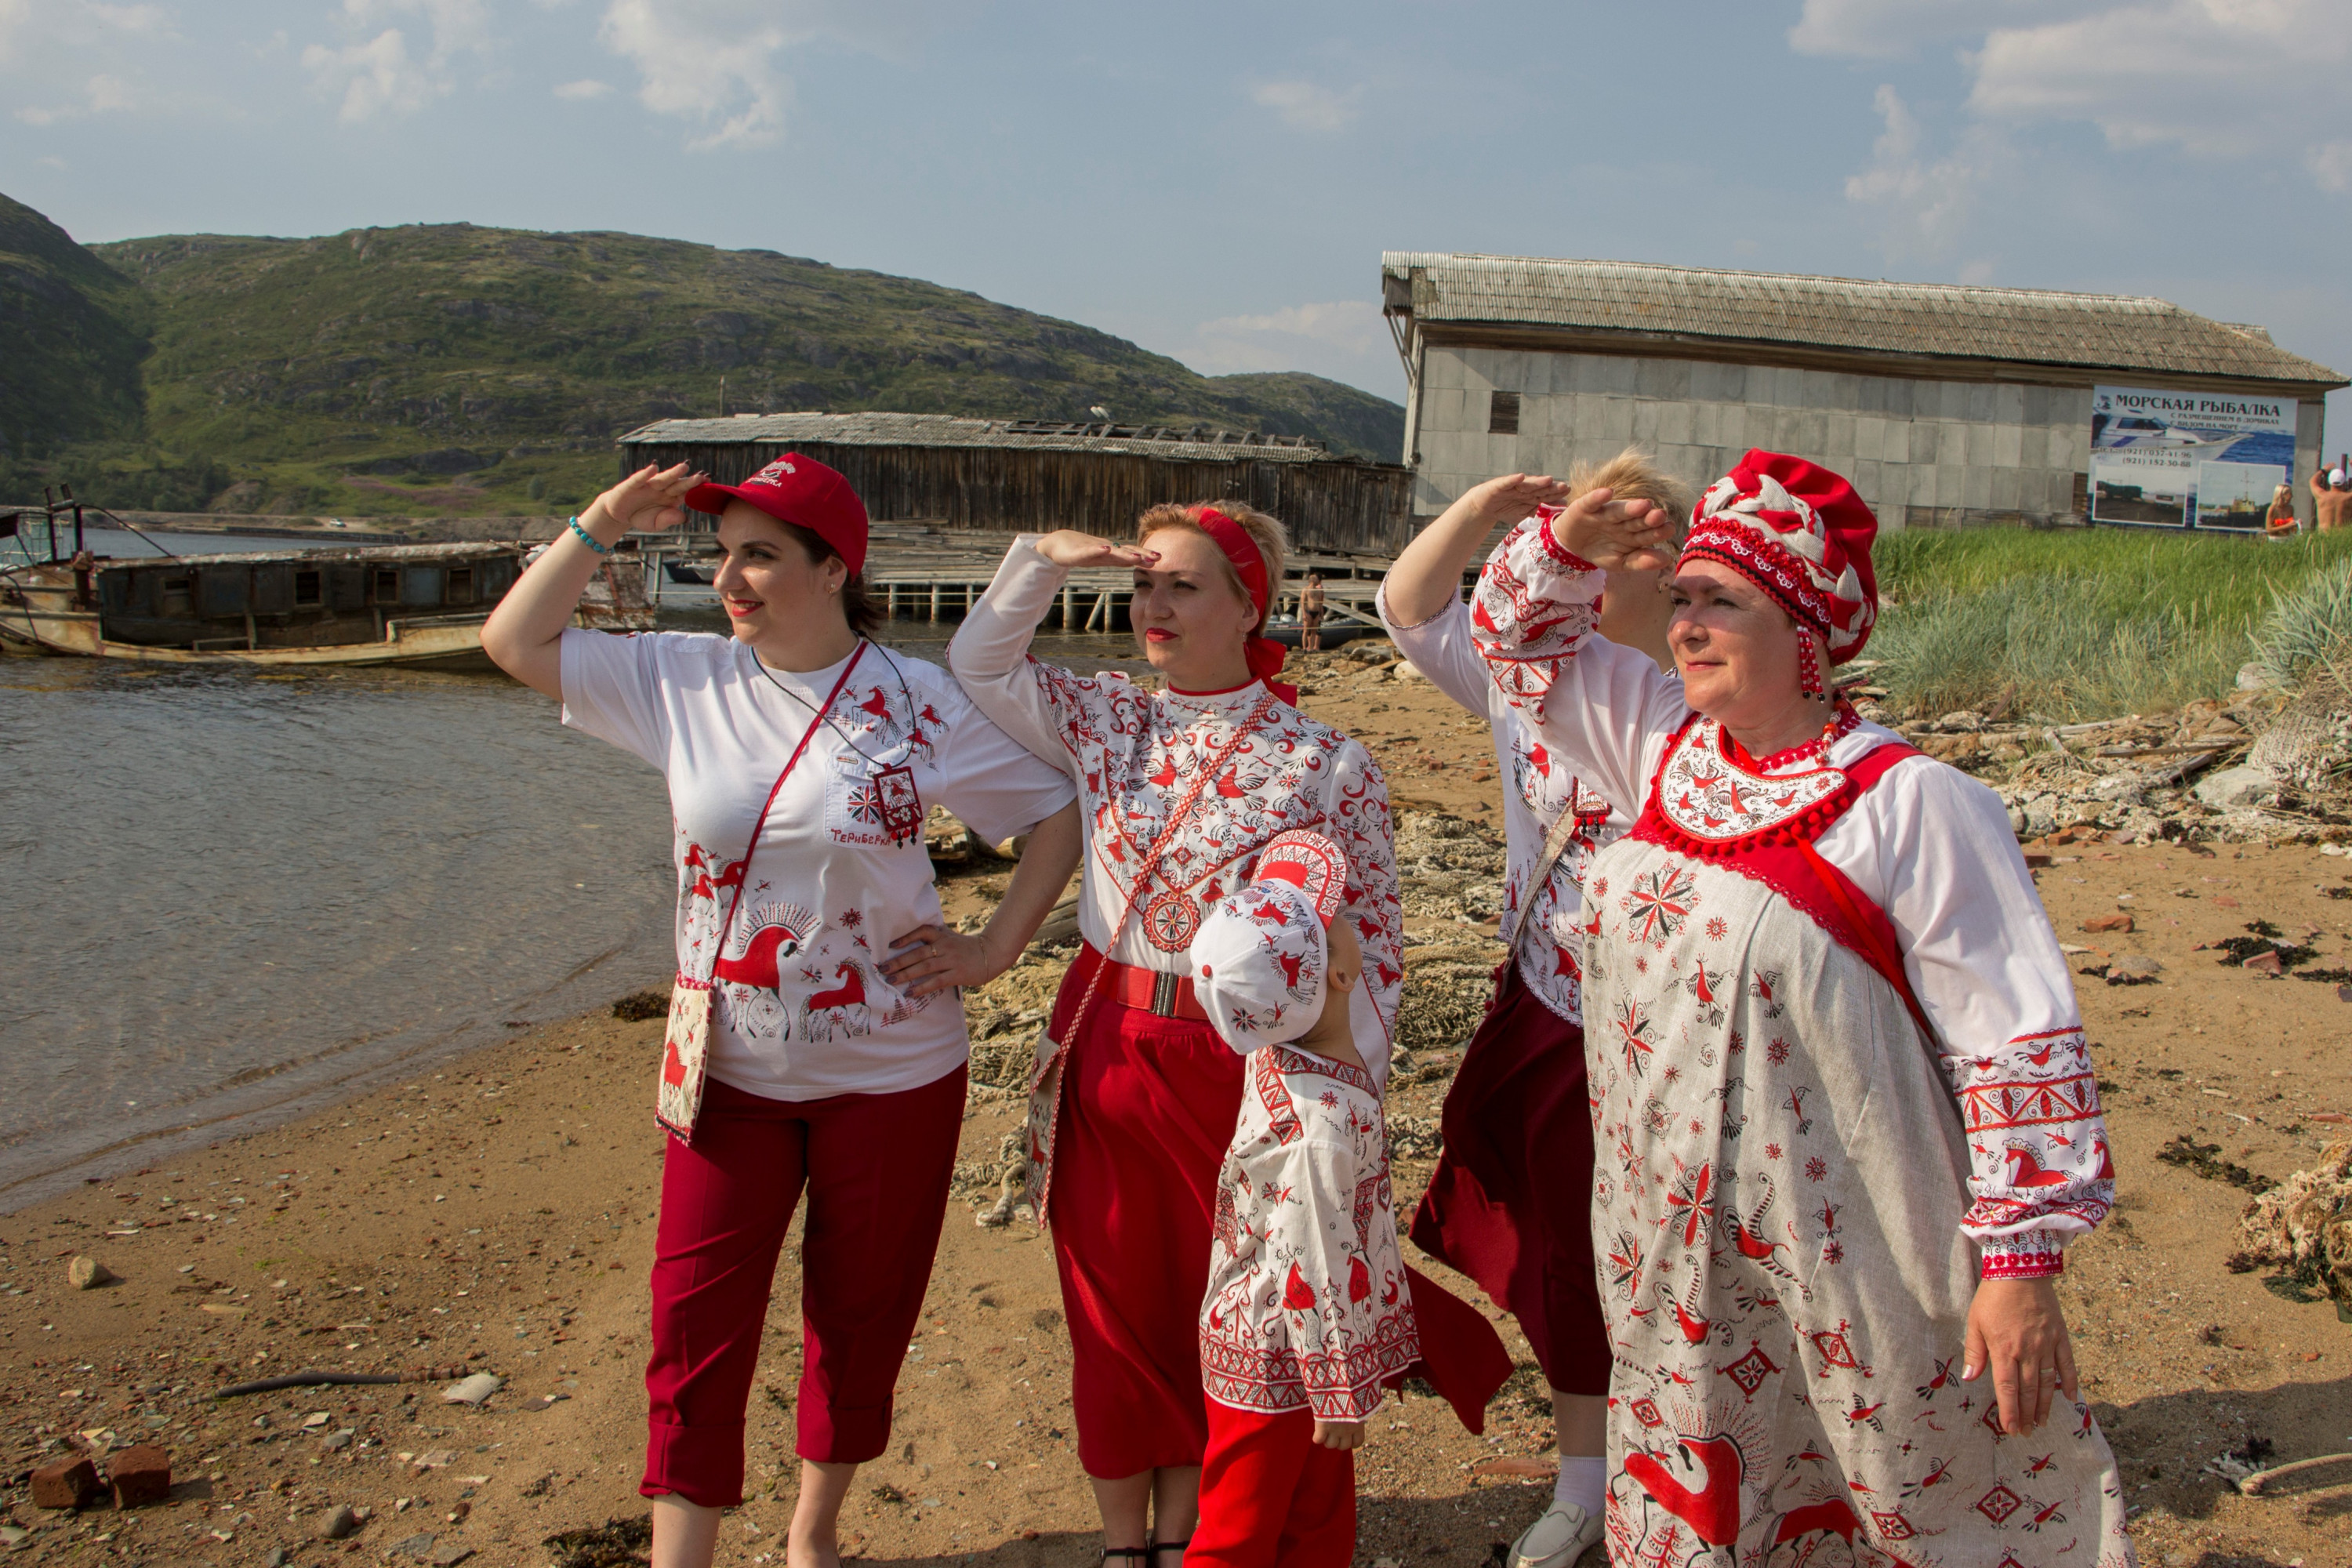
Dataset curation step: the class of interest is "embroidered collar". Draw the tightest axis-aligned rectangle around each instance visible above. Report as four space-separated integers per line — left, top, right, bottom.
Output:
1160 679 1270 720
1726 703 1864 773
1652 715 1853 848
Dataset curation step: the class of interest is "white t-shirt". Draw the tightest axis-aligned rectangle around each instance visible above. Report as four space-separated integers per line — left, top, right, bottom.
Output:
560 629 1075 1102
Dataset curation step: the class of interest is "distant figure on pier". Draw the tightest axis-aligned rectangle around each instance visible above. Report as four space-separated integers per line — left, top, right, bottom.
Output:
479 454 1081 1568
1300 570 1326 650
2313 466 2352 532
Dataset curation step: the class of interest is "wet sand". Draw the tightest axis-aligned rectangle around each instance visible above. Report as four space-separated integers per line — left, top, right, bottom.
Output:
4 655 2349 1567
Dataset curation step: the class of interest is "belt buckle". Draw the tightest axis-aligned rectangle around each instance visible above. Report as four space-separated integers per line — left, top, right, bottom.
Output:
1150 970 1180 1018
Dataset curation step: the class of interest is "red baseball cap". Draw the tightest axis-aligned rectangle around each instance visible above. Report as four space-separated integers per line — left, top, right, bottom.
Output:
684 453 870 576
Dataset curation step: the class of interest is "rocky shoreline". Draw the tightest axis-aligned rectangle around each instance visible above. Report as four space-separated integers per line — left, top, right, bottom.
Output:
4 651 2348 1567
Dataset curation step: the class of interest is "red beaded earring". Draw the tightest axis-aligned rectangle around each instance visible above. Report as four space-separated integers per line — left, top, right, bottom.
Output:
1798 627 1828 704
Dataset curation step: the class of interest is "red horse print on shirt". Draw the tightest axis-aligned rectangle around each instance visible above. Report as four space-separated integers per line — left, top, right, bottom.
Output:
713 902 816 1040
800 960 872 1043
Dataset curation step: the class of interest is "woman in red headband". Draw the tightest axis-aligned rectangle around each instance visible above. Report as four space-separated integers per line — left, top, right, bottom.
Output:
1409 452 2130 1566
946 503 1408 1563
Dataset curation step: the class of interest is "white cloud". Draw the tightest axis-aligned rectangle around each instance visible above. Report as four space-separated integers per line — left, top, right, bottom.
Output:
2310 141 2352 193
553 76 610 100
299 0 495 122
1969 1 2348 162
1250 79 1362 133
1192 299 1392 379
596 0 956 151
0 0 171 118
1841 85 2009 266
303 28 440 122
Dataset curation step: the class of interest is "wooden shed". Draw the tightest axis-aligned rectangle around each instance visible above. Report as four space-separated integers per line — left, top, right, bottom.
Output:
616 412 1416 556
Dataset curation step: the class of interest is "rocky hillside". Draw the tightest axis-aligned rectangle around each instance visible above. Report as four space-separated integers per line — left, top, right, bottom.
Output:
76 220 1401 516
0 193 147 452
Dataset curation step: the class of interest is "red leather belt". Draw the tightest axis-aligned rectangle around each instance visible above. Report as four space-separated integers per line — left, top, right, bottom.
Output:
1086 946 1208 1022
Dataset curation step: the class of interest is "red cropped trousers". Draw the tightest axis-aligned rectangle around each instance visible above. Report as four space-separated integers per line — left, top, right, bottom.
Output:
641 1066 965 1508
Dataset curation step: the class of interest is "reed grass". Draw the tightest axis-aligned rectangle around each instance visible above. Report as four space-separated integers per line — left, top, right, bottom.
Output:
1867 528 2352 721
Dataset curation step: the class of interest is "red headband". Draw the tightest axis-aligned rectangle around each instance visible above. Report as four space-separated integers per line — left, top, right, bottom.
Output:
1193 508 1294 700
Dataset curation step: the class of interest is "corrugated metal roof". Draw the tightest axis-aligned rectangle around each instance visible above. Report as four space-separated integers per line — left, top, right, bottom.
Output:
618 412 1340 463
1381 252 2345 387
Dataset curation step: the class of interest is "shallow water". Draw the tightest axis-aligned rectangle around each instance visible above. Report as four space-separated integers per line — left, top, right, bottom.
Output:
0 565 1148 1207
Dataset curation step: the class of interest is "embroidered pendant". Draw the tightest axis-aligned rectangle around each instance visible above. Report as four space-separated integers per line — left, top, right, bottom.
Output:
870 762 923 845
1142 888 1202 951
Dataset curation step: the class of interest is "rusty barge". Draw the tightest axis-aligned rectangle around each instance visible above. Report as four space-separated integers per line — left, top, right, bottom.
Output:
0 539 654 671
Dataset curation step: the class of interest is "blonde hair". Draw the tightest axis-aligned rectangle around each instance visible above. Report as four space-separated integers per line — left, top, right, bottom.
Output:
1568 447 1695 536
1136 501 1290 623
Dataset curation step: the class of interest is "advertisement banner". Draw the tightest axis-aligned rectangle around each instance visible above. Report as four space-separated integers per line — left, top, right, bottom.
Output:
2089 385 2297 530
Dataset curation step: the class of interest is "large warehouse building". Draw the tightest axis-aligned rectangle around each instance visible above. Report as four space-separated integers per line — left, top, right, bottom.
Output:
1381 252 2345 531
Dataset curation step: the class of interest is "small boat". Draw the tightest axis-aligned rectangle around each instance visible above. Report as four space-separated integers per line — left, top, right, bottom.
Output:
663 557 718 586
0 541 654 671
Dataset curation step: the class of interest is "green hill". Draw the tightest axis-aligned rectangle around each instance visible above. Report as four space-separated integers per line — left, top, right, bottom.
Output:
70 220 1402 517
0 193 148 453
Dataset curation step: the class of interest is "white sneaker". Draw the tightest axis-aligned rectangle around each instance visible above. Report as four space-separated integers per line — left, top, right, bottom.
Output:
1508 1501 1603 1568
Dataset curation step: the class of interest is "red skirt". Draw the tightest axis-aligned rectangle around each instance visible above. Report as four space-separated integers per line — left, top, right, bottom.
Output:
1044 960 1247 1479
1408 963 1609 1395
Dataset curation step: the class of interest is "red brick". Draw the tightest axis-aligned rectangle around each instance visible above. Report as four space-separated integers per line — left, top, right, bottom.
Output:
29 1454 100 1509
106 1445 172 1508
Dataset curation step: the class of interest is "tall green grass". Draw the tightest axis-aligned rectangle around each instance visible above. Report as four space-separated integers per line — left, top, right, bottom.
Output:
1868 528 2352 720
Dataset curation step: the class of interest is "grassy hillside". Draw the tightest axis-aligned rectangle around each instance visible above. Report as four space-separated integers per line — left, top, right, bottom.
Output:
75 221 1403 517
0 194 148 452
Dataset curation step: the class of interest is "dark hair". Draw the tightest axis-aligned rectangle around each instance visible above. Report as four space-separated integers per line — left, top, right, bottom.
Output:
776 519 882 637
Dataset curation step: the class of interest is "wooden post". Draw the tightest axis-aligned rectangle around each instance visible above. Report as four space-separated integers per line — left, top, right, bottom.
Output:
929 582 941 621
1062 584 1075 628
888 582 901 619
1088 591 1109 631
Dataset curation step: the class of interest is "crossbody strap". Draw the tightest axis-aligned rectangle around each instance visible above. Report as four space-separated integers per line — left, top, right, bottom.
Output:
699 641 869 979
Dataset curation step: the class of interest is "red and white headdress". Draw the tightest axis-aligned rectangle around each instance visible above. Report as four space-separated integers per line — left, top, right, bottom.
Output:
1679 450 1880 665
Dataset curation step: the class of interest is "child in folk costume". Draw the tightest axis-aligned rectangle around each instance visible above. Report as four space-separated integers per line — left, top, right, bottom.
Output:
481 457 1082 1568
1185 831 1509 1568
1471 451 2132 1566
1379 450 1691 1568
947 503 1408 1561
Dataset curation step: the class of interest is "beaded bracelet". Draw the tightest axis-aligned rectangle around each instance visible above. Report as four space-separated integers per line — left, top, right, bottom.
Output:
568 515 613 556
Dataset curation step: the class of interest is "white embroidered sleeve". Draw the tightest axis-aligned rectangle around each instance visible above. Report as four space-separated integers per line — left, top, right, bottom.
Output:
1856 760 2116 1278
946 536 1111 775
1468 516 1688 820
1247 1120 1393 1423
1325 742 1403 1073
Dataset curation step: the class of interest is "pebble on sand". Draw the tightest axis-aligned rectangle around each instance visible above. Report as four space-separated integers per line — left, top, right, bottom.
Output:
440 1373 502 1406
65 1256 114 1290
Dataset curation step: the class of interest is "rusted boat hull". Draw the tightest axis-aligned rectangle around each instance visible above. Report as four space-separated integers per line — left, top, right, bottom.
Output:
0 543 652 671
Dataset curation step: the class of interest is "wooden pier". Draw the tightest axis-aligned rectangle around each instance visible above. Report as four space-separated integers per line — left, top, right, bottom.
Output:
641 521 1403 634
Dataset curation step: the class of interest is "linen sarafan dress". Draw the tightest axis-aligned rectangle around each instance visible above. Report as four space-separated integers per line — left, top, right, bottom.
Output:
1470 517 2133 1568
1378 516 1632 1396
948 536 1404 1480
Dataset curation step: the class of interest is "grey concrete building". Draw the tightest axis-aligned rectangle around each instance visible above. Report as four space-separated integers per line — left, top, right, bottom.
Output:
1382 252 2347 530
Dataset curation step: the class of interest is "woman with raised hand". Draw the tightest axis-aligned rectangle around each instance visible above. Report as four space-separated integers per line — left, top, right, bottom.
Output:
1377 448 1690 1568
482 457 1081 1568
1457 450 2131 1566
946 504 1404 1565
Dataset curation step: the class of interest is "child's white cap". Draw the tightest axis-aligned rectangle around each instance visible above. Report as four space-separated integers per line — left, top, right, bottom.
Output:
1189 830 1348 1054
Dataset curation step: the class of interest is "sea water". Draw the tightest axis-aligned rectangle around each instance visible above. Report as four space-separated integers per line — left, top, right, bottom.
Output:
0 538 1148 1206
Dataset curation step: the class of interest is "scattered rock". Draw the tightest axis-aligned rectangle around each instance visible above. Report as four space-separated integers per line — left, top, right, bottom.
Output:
2234 1141 2351 1311
267 1549 289 1568
2194 765 2278 811
29 1453 101 1509
440 1373 502 1406
1392 661 1426 681
2082 913 2134 934
321 1428 355 1450
387 1532 438 1561
65 1256 114 1290
2244 949 2285 975
318 1502 362 1540
609 989 667 1023
2107 953 2162 985
106 1443 171 1508
543 1515 654 1568
521 1473 554 1498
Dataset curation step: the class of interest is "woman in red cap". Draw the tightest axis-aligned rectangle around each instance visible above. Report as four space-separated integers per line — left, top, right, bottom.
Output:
1397 453 2132 1567
482 459 1082 1568
945 505 1405 1563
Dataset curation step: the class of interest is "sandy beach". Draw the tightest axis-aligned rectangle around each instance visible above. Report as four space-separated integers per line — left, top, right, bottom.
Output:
5 649 2350 1568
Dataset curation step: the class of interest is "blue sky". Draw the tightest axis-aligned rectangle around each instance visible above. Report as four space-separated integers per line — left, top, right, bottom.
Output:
5 0 2348 450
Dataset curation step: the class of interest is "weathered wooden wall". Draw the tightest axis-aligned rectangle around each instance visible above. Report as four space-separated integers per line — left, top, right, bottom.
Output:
616 438 1416 556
